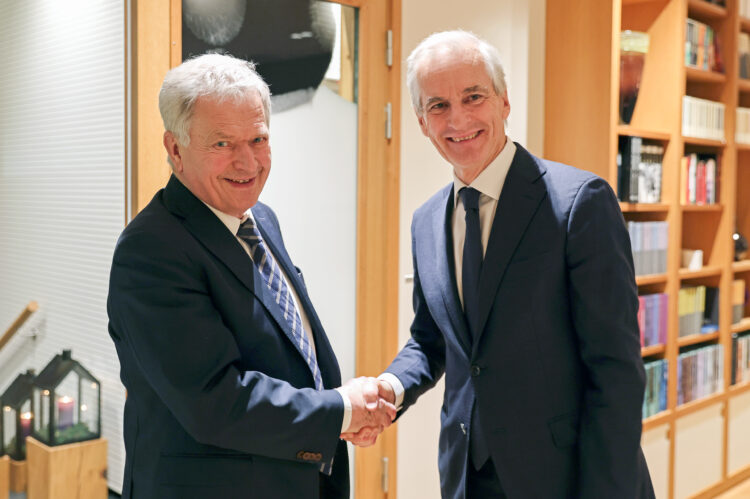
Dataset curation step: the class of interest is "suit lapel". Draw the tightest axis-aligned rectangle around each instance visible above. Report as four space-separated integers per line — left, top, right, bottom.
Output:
162 177 320 380
163 175 259 295
432 185 473 359
250 207 336 382
472 144 547 352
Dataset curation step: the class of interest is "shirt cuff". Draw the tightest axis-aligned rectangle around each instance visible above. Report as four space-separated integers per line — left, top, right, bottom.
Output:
335 387 352 433
378 372 405 409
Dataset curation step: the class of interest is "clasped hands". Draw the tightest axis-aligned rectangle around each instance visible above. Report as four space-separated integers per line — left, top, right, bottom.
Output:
338 377 397 447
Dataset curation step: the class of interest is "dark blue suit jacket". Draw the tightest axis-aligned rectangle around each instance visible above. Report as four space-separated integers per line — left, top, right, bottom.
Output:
107 175 348 498
386 144 654 498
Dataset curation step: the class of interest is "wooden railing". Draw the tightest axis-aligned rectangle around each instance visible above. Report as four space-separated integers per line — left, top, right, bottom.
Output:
0 301 38 352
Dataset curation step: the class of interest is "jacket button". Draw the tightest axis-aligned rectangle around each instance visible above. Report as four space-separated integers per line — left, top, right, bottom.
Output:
471 365 481 377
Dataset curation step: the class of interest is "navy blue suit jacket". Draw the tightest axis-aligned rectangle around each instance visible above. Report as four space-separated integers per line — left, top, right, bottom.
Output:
386 144 654 498
107 175 348 498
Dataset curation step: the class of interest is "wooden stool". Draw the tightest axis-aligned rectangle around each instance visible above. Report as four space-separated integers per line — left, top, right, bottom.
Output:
26 437 107 499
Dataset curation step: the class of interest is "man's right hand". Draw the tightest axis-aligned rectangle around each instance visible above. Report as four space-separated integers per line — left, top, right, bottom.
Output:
337 377 397 447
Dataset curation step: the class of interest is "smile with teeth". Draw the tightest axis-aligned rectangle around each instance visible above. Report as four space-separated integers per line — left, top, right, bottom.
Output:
229 178 251 184
450 131 480 142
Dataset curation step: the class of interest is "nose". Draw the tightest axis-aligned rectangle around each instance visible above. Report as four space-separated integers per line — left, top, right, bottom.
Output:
232 142 257 170
447 104 472 130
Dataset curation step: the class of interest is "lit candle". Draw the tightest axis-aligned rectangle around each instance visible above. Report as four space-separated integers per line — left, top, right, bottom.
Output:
57 396 74 430
20 412 33 440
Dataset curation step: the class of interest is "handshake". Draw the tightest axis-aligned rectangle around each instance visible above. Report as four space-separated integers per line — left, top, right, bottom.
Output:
337 377 397 447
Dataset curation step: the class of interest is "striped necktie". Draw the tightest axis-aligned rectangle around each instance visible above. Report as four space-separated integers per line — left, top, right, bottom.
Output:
237 217 324 391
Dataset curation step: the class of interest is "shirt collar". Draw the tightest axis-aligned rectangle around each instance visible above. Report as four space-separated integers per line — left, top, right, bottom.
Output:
453 138 516 207
202 202 252 235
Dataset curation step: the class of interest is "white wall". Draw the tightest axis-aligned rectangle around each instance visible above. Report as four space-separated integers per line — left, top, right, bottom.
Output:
396 2 546 497
0 0 127 492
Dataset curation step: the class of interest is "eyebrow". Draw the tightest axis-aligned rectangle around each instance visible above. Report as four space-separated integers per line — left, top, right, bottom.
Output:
463 85 489 94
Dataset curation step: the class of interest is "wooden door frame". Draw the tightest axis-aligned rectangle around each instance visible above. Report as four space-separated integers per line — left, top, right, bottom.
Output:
131 1 401 497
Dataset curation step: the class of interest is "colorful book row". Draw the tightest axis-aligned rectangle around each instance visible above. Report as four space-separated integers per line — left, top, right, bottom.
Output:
639 293 668 348
677 344 723 406
685 18 722 73
731 332 750 386
644 358 668 419
617 136 664 204
628 221 668 276
682 95 725 142
680 153 718 205
679 286 719 337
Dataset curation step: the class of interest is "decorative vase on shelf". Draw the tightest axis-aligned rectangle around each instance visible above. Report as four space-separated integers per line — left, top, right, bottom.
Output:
734 228 749 261
619 31 650 125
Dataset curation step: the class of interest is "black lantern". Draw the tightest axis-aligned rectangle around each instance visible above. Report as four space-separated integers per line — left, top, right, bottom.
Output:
32 350 100 446
1 369 36 460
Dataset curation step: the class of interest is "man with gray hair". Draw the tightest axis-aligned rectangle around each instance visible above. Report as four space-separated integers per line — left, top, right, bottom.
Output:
358 31 654 498
107 53 395 499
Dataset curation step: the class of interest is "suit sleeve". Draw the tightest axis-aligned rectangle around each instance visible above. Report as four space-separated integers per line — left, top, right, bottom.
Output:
107 226 344 464
565 177 646 498
384 219 446 414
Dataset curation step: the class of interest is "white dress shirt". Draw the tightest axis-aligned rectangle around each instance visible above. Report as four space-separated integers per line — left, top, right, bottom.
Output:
381 139 517 408
204 203 351 432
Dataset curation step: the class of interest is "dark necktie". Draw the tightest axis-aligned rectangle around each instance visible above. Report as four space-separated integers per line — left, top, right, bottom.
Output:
459 187 490 469
460 187 483 340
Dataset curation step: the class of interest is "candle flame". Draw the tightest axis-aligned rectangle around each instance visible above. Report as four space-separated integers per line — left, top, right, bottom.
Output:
3 406 10 412
80 404 88 412
42 390 50 396
59 395 73 403
20 412 33 420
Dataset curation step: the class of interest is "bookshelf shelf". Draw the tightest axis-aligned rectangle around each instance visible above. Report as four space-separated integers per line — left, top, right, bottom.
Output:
682 136 727 147
635 273 668 286
738 78 750 93
687 0 727 20
642 411 671 431
733 260 750 272
677 331 720 347
675 390 725 418
729 380 750 395
681 203 723 212
620 202 670 213
736 142 750 150
616 125 671 141
741 16 750 33
642 344 666 357
731 317 750 333
678 266 723 279
685 66 727 83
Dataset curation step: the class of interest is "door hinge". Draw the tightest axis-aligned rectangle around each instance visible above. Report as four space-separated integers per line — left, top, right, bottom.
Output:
386 29 393 67
385 102 392 140
382 456 390 493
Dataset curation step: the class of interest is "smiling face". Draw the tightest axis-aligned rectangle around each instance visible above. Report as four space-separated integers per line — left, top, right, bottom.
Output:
415 46 510 184
164 93 271 218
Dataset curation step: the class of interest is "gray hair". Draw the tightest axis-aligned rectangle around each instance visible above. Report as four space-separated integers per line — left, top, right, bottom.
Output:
158 53 271 146
406 30 507 114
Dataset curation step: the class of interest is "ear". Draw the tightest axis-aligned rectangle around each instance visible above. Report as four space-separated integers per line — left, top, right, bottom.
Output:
417 113 429 137
500 90 511 120
163 131 183 172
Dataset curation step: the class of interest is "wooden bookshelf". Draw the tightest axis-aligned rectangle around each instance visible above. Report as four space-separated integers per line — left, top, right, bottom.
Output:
685 66 727 83
636 273 669 285
545 0 749 496
677 331 720 347
642 344 667 356
681 203 723 212
682 136 727 147
731 317 750 333
687 0 727 19
738 78 750 92
617 125 672 140
620 202 670 212
678 266 723 279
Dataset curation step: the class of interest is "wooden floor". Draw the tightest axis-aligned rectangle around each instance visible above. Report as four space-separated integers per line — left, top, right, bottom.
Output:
716 476 750 499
